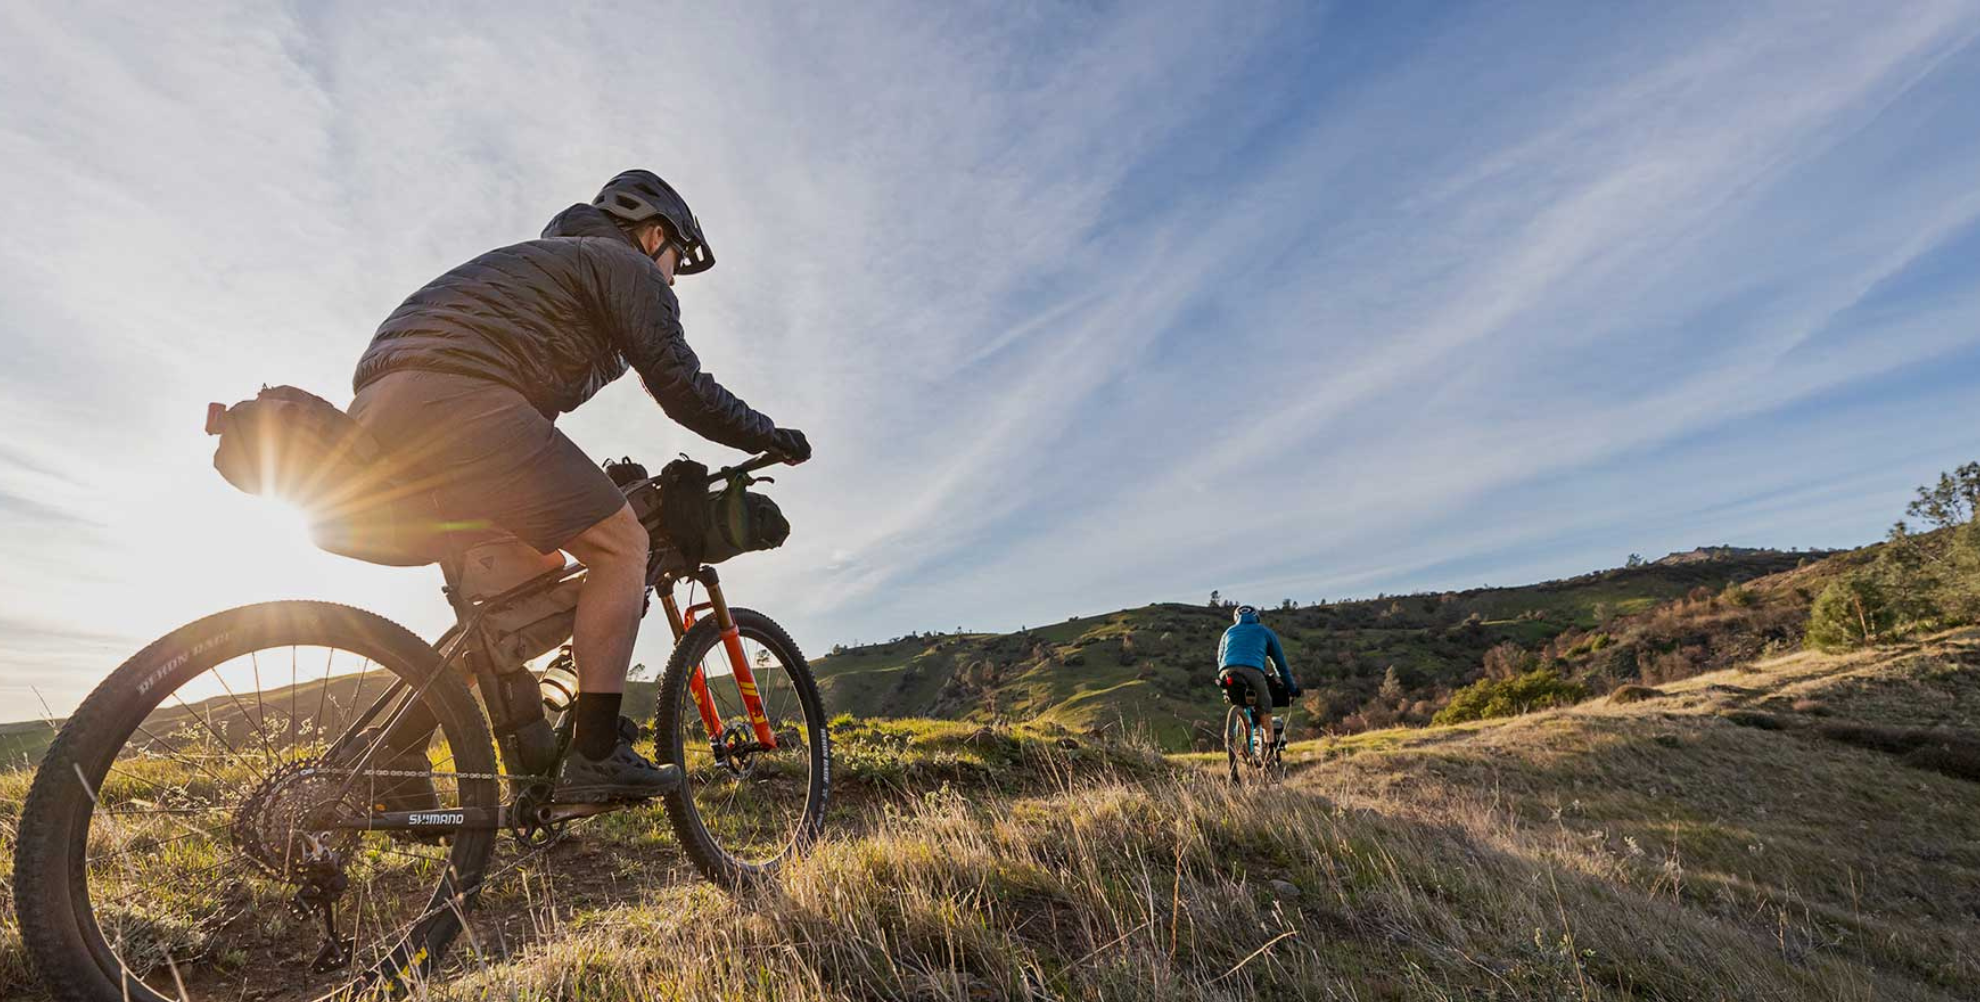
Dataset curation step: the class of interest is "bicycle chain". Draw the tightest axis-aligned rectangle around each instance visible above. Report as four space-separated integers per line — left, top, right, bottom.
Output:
309 765 520 783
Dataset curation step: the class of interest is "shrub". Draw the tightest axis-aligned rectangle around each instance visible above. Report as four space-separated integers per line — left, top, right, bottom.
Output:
1433 669 1587 725
1805 575 1894 652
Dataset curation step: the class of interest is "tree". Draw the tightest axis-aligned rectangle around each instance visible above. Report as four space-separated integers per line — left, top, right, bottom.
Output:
1906 461 1980 530
1625 553 1645 569
1378 665 1405 704
1805 575 1893 652
1879 465 1980 631
1481 641 1534 680
1208 590 1222 608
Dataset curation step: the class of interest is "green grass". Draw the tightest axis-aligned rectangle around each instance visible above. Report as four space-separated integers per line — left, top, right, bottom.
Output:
0 722 55 771
4 633 1976 999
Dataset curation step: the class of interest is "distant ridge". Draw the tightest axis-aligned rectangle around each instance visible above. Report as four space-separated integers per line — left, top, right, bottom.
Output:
810 544 1850 747
1655 545 1829 565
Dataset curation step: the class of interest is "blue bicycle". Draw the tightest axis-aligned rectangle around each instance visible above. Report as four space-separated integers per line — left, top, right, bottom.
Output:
1218 675 1289 784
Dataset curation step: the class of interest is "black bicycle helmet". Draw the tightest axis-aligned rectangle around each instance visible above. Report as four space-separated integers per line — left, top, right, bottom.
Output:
592 169 715 275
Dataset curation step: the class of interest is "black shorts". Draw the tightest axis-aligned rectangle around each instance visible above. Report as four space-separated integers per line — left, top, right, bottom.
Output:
1218 665 1275 709
349 370 626 554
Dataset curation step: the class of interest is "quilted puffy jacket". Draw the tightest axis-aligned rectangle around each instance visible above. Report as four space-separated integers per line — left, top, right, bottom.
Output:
1218 608 1297 689
351 203 777 451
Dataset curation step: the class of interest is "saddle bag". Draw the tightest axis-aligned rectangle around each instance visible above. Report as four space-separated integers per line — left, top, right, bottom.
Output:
206 386 441 566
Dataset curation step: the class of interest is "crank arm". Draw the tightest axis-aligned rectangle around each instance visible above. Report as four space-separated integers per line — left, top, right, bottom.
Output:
535 801 626 824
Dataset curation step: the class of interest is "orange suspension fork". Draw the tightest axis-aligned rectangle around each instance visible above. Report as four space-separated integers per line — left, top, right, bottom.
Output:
684 571 777 749
661 588 726 743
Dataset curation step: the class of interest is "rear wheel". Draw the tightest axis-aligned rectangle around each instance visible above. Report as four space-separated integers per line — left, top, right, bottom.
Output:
1224 706 1254 784
14 602 498 1002
654 608 829 888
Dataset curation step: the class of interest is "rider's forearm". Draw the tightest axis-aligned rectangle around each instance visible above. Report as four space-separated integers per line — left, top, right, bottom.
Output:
641 367 778 452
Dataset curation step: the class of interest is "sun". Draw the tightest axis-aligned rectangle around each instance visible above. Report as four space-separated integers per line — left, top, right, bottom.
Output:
110 478 349 623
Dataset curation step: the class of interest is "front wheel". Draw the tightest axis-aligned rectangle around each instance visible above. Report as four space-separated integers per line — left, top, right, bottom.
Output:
654 608 829 888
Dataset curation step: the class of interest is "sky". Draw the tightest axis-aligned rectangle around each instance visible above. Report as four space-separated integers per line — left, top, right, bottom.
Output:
4 1 1980 716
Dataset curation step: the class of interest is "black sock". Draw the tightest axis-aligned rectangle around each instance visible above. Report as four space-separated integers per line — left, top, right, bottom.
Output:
574 692 624 760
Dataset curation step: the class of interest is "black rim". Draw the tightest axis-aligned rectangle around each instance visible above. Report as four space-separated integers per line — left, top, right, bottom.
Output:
666 620 824 872
46 611 493 1000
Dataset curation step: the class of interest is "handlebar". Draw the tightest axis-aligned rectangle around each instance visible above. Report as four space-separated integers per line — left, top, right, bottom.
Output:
707 452 790 486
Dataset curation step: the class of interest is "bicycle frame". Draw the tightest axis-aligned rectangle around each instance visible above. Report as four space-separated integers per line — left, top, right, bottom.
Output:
321 454 787 832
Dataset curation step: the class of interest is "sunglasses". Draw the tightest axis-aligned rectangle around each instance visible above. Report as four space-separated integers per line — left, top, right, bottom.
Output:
651 238 686 265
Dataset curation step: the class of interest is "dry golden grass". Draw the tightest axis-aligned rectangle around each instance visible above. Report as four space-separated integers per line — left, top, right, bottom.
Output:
0 767 30 995
4 638 1976 1000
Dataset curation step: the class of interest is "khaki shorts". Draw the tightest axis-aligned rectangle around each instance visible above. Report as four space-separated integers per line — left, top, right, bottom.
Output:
349 369 626 554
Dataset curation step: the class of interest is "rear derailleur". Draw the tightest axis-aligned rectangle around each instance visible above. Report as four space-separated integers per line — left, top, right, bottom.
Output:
288 838 354 973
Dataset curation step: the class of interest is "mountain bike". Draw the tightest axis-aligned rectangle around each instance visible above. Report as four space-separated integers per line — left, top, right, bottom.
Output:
1219 673 1288 784
13 452 830 1002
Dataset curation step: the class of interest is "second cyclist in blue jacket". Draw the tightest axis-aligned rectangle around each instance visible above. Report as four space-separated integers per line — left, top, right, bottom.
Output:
1217 605 1300 751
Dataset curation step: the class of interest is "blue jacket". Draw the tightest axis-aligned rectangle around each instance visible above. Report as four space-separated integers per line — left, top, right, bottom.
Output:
1219 609 1295 689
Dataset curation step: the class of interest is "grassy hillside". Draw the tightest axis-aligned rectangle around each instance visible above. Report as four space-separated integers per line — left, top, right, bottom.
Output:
5 626 1976 1000
0 721 55 771
811 548 1820 748
9 629 1970 999
0 547 1827 762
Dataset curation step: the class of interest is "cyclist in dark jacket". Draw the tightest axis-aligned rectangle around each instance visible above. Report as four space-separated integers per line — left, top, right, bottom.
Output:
349 170 808 805
355 194 781 442
1217 606 1300 753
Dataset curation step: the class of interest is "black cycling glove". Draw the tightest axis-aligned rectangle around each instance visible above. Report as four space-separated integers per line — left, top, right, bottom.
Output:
769 427 812 463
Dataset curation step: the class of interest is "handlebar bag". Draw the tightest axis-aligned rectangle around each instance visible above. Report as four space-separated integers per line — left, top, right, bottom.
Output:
702 475 791 564
650 457 791 567
1268 678 1291 709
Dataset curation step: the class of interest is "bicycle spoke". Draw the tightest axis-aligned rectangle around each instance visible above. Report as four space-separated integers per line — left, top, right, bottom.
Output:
673 618 822 871
327 656 377 754
94 804 232 817
170 691 269 787
26 610 501 1002
289 644 302 760
312 646 336 751
92 855 252 913
125 721 250 799
86 825 228 865
211 662 282 778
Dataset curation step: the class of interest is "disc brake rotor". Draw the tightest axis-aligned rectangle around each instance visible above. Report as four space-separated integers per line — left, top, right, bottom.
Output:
719 725 759 777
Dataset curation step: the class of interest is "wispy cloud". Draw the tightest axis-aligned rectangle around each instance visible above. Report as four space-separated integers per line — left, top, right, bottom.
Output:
3 2 1979 711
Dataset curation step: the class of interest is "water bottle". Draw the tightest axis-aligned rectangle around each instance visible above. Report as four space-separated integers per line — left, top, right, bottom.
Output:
539 647 579 715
